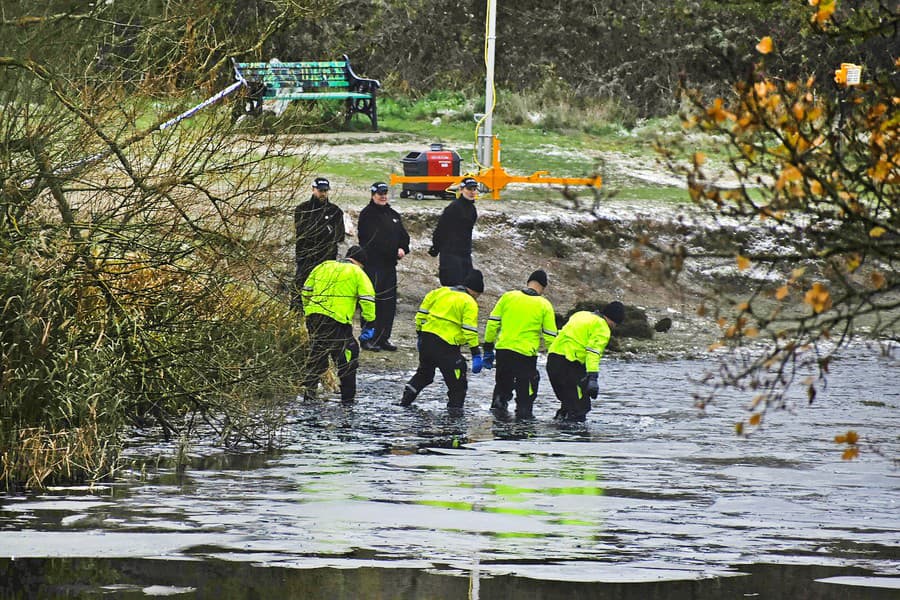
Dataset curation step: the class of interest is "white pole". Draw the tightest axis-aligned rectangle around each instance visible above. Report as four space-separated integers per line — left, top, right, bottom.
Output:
479 0 497 167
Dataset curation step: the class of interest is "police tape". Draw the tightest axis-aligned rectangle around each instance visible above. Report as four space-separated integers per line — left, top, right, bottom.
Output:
51 74 247 177
159 79 245 130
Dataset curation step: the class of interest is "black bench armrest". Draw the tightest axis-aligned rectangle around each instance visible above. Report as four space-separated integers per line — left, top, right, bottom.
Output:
343 54 381 95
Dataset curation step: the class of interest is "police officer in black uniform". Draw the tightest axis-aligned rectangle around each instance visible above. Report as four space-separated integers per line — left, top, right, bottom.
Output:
357 181 410 351
292 177 345 309
428 176 478 286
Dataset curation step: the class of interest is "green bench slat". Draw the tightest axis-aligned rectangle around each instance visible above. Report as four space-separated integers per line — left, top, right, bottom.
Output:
261 92 373 100
263 82 351 90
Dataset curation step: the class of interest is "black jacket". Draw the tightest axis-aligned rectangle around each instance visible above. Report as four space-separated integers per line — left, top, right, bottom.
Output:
294 195 345 268
430 196 477 257
357 200 410 266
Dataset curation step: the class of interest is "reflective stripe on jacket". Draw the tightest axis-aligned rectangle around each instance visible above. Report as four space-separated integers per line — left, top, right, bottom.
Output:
484 289 557 356
302 259 376 325
547 310 611 373
415 286 480 348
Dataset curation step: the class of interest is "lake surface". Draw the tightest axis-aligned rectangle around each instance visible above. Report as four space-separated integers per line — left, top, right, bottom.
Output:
1 344 898 599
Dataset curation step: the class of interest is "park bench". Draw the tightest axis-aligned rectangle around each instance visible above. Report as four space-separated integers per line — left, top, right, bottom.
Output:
232 55 381 129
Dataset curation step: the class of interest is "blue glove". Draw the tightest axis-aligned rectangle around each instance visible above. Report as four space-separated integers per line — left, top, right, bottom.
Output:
359 327 375 342
583 372 599 399
471 354 483 374
482 349 495 370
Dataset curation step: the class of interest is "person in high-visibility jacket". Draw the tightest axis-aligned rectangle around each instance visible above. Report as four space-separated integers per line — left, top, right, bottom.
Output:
397 269 485 415
482 269 557 420
301 245 376 402
547 301 625 422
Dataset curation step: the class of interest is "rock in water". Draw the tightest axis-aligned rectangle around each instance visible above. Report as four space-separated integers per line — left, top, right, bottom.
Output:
654 317 673 333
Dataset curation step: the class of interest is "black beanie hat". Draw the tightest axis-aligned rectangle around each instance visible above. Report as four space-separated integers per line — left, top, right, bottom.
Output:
464 269 484 293
527 269 548 288
345 245 367 265
601 301 626 325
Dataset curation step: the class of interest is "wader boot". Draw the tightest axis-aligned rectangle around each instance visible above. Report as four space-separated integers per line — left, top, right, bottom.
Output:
490 394 510 421
395 385 418 407
515 396 535 420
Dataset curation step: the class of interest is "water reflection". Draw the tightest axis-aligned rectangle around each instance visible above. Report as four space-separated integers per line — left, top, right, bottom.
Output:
1 558 898 600
1 348 898 598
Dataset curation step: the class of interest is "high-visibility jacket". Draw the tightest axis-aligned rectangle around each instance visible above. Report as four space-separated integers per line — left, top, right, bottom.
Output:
547 310 612 373
484 289 557 356
302 259 375 325
415 286 480 349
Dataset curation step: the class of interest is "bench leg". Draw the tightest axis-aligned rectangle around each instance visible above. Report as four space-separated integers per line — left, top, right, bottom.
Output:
345 97 378 131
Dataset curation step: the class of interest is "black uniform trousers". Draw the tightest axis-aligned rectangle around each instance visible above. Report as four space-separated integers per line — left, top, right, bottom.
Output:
403 332 468 409
302 313 360 402
364 260 398 346
546 352 591 422
438 253 473 287
491 349 540 418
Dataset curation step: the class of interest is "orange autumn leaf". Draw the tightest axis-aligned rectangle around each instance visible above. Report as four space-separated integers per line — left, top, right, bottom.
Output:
869 226 887 238
754 81 769 98
783 165 803 181
814 1 836 25
804 282 832 313
707 98 734 123
871 271 886 289
756 36 773 54
842 447 860 460
749 413 762 426
775 285 789 300
809 180 823 195
868 103 887 119
737 255 751 271
869 161 892 182
775 165 803 190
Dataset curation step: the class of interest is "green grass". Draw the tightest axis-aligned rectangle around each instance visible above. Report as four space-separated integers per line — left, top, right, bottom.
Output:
614 186 691 202
218 89 716 203
320 159 390 184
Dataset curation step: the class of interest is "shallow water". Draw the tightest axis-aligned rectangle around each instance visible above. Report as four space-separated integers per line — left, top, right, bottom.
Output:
1 346 898 598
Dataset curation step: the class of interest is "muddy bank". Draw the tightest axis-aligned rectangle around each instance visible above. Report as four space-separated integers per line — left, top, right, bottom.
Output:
333 195 777 367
